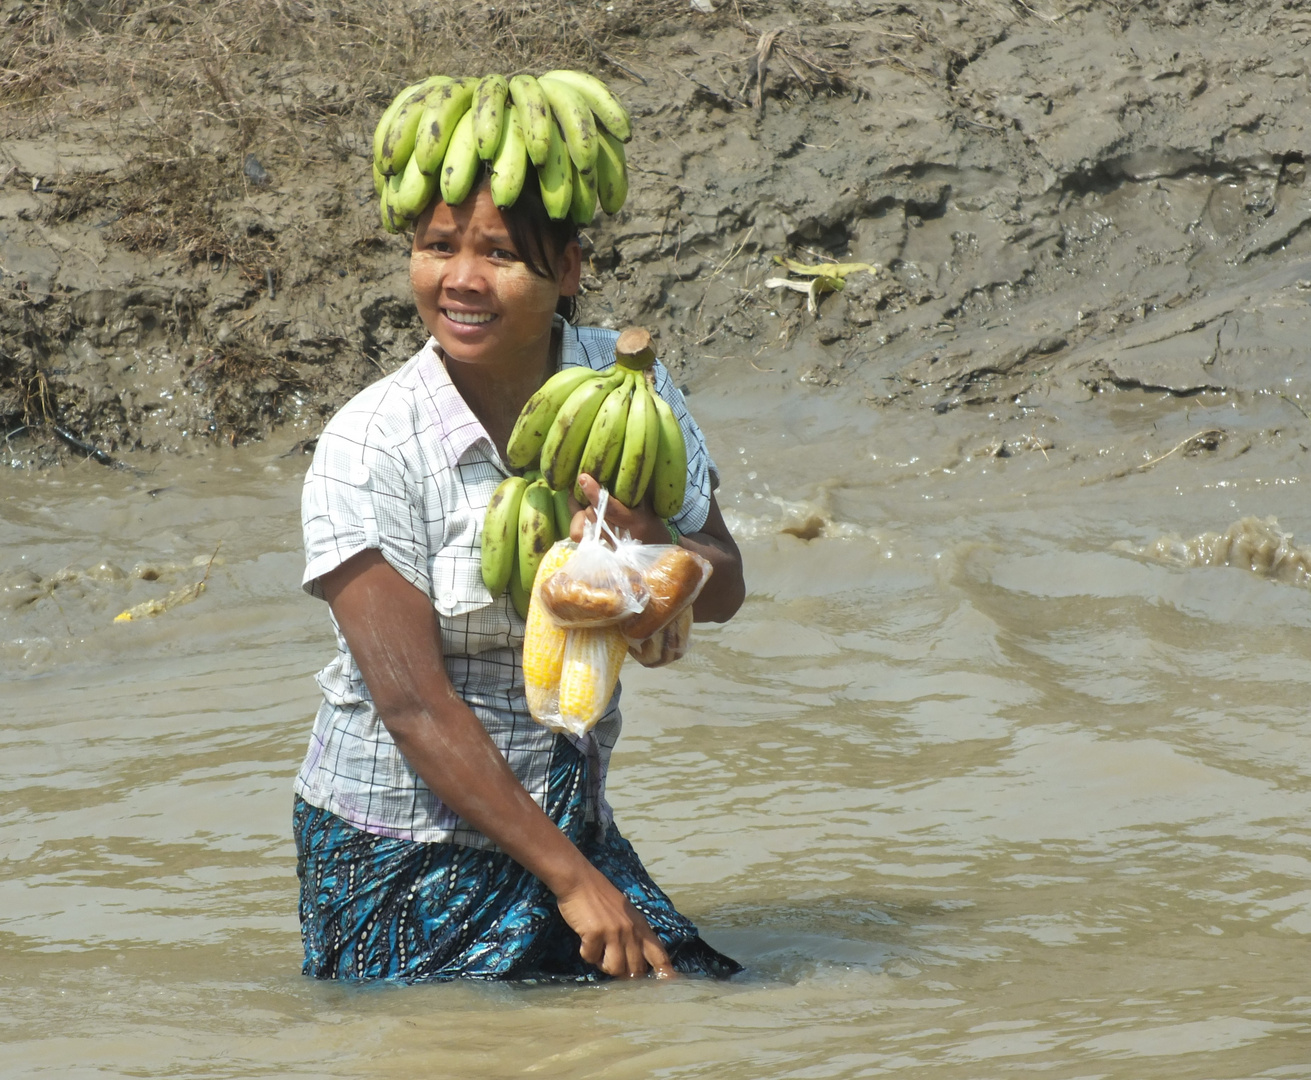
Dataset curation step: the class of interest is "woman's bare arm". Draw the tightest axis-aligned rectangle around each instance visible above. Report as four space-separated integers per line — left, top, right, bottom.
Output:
318 548 673 979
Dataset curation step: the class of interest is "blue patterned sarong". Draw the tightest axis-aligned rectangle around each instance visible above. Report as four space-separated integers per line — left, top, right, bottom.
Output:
294 734 741 982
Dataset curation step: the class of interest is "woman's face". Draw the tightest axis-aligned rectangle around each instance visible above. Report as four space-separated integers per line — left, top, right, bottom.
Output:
410 186 580 376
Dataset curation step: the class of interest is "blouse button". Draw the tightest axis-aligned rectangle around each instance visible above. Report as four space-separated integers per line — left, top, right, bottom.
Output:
443 591 457 607
349 463 370 486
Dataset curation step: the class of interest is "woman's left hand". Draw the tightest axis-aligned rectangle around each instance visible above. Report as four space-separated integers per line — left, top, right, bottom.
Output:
570 473 746 624
570 473 671 546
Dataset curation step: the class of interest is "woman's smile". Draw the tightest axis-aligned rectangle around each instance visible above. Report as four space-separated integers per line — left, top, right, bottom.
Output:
443 309 497 326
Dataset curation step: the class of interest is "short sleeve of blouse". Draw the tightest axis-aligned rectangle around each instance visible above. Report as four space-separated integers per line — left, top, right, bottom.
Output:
648 364 718 536
300 413 432 601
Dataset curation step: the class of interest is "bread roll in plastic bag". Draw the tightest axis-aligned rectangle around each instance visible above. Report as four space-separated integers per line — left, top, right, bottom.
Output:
628 604 693 668
620 545 712 645
539 492 649 628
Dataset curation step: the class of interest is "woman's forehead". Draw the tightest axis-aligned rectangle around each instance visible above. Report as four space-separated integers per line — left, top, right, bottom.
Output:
420 194 514 239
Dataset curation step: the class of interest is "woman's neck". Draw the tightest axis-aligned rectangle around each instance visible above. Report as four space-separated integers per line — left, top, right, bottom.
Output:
442 325 561 462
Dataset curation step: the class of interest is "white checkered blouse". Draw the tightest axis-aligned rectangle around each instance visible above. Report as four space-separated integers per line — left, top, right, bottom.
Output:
295 320 718 848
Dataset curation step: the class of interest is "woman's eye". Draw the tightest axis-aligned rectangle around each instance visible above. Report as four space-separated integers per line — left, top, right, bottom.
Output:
491 247 520 261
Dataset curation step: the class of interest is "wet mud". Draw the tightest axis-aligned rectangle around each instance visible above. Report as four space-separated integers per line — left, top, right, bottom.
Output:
3 0 1310 463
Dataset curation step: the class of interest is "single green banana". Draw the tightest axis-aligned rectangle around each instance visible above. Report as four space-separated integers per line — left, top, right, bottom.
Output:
596 372 638 487
573 372 633 501
537 75 598 171
509 565 530 620
594 128 628 214
612 378 660 508
517 478 557 597
381 172 407 233
440 106 480 207
378 75 450 176
481 475 528 597
539 69 632 142
552 487 573 540
393 149 439 220
539 369 625 492
413 78 477 175
508 73 552 167
649 388 688 519
536 116 573 220
373 96 405 174
489 109 528 209
373 78 429 172
373 162 386 197
506 364 600 469
472 73 509 161
569 160 598 225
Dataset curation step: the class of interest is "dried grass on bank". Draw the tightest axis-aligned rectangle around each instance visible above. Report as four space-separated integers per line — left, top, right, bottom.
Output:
3 0 686 279
1 0 677 146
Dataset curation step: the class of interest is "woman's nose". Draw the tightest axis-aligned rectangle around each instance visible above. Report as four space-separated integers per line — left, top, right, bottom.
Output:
443 245 485 293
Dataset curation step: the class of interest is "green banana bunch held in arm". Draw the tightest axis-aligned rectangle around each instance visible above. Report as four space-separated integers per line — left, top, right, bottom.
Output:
504 327 688 510
481 328 689 615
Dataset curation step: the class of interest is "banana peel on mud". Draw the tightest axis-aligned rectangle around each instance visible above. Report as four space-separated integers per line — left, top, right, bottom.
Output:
764 273 844 315
773 257 879 279
765 257 879 315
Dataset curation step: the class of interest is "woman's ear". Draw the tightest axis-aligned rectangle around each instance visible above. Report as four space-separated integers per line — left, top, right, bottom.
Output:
557 238 583 297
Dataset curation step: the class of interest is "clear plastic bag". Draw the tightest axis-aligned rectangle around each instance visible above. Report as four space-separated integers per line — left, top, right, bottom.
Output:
523 494 712 735
539 492 649 628
524 593 627 738
523 539 576 723
524 502 631 736
554 623 628 735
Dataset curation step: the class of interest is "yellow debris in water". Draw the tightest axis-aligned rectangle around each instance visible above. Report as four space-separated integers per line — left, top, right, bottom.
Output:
113 581 207 622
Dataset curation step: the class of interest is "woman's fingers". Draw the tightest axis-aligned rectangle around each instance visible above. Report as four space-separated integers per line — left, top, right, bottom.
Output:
586 920 654 978
644 935 675 979
595 924 669 979
578 929 605 968
567 476 593 541
556 867 673 978
624 938 647 979
572 473 669 546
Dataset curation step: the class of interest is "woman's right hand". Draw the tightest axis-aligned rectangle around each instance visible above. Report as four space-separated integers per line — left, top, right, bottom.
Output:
554 864 675 979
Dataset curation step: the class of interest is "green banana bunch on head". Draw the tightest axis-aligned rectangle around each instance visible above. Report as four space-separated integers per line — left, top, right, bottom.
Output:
373 69 633 233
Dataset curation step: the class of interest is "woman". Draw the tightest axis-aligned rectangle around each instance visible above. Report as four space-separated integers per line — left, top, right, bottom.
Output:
293 168 746 982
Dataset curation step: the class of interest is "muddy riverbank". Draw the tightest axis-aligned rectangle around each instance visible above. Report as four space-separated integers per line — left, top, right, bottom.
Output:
3 0 1309 465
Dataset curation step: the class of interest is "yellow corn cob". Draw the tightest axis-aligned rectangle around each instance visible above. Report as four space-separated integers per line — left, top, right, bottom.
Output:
558 624 628 733
523 540 576 721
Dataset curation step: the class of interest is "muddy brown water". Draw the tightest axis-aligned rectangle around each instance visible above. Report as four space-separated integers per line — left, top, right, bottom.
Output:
4 366 1311 1078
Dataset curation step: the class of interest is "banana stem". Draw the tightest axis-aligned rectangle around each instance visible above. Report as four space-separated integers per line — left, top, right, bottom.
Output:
613 326 656 370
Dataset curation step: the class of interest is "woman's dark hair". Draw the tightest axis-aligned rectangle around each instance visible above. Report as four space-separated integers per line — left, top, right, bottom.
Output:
478 162 580 322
